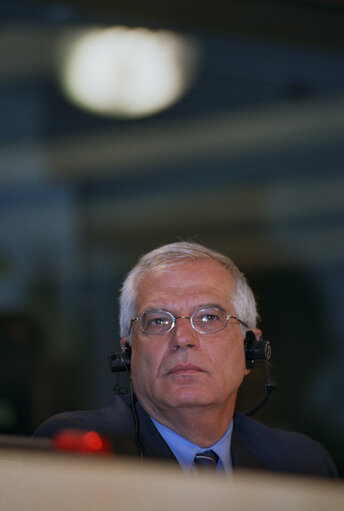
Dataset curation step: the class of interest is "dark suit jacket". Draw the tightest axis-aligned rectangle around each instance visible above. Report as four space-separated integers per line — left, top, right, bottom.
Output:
34 394 337 477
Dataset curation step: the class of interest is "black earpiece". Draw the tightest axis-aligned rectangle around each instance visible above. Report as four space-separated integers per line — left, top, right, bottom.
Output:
244 330 272 369
109 342 131 372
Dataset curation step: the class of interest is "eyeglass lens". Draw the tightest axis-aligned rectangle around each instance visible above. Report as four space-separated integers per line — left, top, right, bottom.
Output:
138 308 229 335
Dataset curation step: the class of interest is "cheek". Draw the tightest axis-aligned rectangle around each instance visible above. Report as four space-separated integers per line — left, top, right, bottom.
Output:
130 349 152 397
131 341 164 378
130 343 168 403
214 339 246 377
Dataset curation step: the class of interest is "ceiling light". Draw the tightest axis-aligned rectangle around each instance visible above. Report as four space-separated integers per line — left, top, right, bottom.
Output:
56 26 200 118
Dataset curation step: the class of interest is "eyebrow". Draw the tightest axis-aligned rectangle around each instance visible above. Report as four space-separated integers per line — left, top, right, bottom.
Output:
196 303 226 311
142 303 228 314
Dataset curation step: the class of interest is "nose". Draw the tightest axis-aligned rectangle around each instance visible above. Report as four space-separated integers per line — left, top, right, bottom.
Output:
169 316 200 351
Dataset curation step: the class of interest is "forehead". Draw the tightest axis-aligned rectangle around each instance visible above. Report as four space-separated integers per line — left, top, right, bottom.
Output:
135 259 235 312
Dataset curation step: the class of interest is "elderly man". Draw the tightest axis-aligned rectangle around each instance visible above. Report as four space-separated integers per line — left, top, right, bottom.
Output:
35 242 337 476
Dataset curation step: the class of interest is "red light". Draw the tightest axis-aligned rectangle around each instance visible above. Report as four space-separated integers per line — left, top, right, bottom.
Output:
84 431 103 451
52 429 112 456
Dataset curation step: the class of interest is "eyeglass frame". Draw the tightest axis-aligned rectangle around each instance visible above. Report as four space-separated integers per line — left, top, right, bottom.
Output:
130 306 248 336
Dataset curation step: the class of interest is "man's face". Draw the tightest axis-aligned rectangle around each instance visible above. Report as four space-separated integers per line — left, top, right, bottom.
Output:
121 259 250 422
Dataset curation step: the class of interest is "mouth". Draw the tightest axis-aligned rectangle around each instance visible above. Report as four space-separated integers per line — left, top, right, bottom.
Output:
167 364 205 375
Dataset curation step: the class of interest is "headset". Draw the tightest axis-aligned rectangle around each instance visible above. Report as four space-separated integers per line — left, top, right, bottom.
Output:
243 330 272 370
108 330 276 415
109 342 132 373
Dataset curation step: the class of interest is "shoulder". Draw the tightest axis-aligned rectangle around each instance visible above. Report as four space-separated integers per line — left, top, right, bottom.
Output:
34 395 134 440
233 412 338 477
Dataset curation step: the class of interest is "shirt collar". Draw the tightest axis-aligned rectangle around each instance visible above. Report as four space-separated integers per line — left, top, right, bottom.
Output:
151 417 233 474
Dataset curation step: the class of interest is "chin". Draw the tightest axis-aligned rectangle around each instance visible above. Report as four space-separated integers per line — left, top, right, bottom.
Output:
166 387 214 408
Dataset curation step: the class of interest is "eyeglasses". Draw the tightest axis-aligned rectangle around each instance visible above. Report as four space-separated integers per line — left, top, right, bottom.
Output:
131 307 247 335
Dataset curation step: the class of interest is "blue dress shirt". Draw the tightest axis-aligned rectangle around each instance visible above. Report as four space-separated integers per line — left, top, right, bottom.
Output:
151 417 233 475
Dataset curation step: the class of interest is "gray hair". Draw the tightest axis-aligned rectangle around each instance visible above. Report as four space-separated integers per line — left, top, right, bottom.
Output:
119 241 258 339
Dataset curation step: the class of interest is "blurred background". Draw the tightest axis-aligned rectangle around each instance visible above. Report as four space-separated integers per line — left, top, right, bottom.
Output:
0 0 343 475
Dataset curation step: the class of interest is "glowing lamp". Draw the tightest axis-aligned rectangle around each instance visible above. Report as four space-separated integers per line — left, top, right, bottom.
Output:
57 26 200 118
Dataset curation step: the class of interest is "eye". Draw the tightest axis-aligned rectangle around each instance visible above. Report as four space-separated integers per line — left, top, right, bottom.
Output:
199 312 220 323
142 311 172 331
150 316 170 326
194 309 222 323
193 308 226 326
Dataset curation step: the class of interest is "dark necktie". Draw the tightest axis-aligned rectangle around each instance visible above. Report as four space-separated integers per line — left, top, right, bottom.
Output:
194 450 219 472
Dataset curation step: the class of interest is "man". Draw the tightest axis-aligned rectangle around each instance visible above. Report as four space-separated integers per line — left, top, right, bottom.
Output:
35 242 337 476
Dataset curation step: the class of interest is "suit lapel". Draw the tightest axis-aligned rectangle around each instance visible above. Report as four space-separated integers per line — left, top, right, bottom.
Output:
231 426 265 470
135 401 180 465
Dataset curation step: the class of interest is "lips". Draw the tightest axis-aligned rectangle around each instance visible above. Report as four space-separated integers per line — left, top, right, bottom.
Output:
167 363 205 375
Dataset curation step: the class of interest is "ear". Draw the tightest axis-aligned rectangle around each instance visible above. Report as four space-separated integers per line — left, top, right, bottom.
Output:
251 327 262 340
243 327 263 376
120 338 129 351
